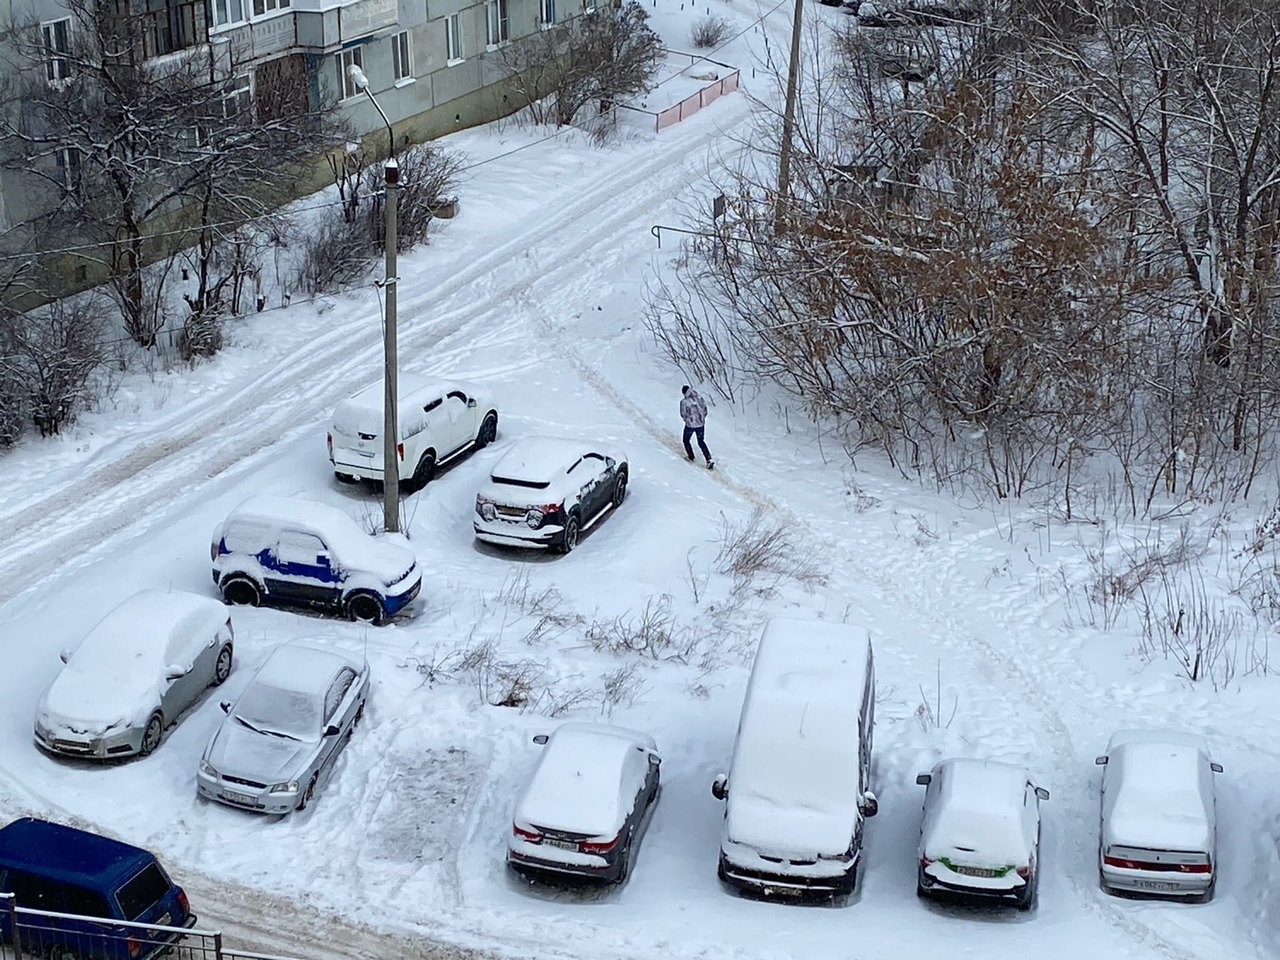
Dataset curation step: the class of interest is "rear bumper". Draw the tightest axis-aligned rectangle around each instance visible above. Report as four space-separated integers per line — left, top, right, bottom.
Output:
718 853 856 899
1100 866 1212 897
918 868 1026 904
507 849 622 883
474 520 564 549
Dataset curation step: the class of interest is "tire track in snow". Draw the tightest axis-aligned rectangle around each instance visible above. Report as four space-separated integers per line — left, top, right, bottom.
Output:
0 107 747 609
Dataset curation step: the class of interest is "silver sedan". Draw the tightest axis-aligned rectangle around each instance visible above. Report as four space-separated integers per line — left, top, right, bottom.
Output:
196 640 369 814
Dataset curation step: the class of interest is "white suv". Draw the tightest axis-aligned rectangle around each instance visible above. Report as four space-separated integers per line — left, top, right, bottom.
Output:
328 376 498 487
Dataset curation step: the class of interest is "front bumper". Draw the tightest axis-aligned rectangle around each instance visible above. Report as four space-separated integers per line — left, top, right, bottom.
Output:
35 723 141 759
196 769 298 814
718 853 856 899
383 575 422 616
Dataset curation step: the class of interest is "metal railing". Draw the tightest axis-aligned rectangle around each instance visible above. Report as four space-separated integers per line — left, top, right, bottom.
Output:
0 895 306 960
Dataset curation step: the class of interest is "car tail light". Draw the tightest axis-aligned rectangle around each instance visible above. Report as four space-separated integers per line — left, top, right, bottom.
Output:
1016 865 1030 879
1102 854 1210 872
210 542 218 562
177 889 190 915
512 823 543 843
581 835 620 855
127 937 142 958
397 442 405 460
326 432 333 460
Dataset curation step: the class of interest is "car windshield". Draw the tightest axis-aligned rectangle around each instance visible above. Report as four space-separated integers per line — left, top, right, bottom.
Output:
234 684 319 741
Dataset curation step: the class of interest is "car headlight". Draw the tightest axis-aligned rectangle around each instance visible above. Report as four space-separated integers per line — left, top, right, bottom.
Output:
199 759 218 778
525 509 544 529
34 718 50 739
480 502 497 521
269 780 299 794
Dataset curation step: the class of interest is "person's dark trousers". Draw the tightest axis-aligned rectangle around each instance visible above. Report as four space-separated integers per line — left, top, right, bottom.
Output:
683 426 712 462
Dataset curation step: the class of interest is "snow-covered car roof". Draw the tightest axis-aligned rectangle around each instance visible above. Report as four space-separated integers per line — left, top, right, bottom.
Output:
515 722 657 838
726 618 872 856
253 639 366 698
332 375 487 435
43 589 229 725
222 495 415 576
1102 731 1214 852
489 437 625 488
922 759 1035 865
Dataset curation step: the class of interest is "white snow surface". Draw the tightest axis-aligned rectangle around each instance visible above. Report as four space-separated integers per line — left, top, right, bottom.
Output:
514 723 656 838
1102 732 1216 854
0 5 1277 960
724 617 872 859
922 759 1036 867
39 590 228 732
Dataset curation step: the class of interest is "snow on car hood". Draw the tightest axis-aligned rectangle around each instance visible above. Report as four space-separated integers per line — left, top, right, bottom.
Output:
726 790 857 859
40 665 156 735
207 719 313 783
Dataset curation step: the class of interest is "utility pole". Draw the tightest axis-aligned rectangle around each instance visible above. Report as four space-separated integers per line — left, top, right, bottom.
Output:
349 64 401 533
774 0 804 234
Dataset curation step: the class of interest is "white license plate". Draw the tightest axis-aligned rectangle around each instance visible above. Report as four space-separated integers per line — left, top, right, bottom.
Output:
544 839 578 851
1135 879 1178 891
222 790 257 806
954 866 1000 878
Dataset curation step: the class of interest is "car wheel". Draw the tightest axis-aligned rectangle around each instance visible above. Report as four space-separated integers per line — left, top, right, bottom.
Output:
213 644 233 685
222 577 261 607
345 593 385 626
476 412 498 448
558 514 580 554
139 712 164 757
297 774 318 812
612 473 628 508
412 451 437 488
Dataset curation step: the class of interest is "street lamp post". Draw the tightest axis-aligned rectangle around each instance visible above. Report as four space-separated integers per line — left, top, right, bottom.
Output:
348 64 401 534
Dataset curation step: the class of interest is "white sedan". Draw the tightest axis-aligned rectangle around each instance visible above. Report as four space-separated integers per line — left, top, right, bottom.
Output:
197 640 369 814
1096 730 1221 902
507 723 661 884
915 758 1049 911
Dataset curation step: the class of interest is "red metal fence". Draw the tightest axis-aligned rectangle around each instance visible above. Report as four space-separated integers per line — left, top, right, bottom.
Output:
655 69 741 132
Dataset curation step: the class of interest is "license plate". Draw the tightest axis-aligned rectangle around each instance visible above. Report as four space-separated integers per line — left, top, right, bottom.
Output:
954 865 1000 878
544 839 578 851
497 506 525 518
222 790 257 806
1135 880 1178 891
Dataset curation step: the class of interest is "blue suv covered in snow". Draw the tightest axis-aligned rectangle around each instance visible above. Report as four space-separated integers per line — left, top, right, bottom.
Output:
0 818 195 960
211 495 421 626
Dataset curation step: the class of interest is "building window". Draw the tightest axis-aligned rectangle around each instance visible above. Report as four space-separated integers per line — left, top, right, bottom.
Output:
252 0 290 16
56 147 82 193
445 13 462 62
212 0 245 27
392 30 412 81
336 46 364 100
540 0 555 27
224 74 253 118
137 0 207 58
41 18 72 84
485 0 508 45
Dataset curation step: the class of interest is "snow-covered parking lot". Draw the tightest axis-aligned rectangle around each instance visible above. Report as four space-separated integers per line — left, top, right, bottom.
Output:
1 4 1279 960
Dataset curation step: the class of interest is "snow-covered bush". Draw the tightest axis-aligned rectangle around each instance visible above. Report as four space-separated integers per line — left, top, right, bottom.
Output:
690 14 731 49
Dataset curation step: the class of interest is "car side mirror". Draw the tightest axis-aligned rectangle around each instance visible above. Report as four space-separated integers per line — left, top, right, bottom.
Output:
1035 786 1050 801
467 398 477 408
648 753 661 767
711 773 728 801
1094 756 1108 765
1210 762 1223 774
220 701 231 714
325 724 341 737
165 665 188 680
58 649 71 664
915 773 931 786
860 791 878 818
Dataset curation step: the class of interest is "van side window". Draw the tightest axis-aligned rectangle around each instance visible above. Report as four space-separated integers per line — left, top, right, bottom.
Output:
274 531 327 565
222 520 273 554
423 398 443 413
446 391 467 403
64 884 110 918
9 871 62 910
114 863 170 921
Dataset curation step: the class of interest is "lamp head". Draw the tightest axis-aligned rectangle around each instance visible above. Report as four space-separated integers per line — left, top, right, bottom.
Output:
347 64 370 91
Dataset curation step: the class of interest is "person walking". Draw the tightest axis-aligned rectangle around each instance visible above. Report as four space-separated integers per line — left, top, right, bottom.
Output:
680 385 714 469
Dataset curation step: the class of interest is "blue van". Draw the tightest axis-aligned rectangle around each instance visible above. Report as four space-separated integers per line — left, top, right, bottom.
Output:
0 818 195 960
